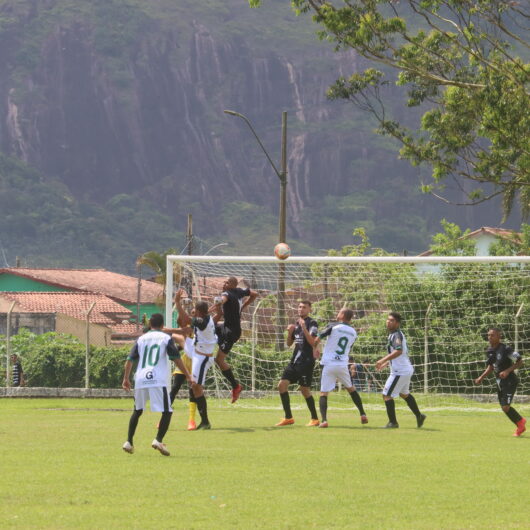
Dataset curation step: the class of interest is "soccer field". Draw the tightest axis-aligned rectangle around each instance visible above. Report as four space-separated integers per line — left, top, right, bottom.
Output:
1 396 529 529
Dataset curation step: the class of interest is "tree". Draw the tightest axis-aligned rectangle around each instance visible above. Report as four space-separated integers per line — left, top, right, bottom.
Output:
427 219 475 256
250 0 530 218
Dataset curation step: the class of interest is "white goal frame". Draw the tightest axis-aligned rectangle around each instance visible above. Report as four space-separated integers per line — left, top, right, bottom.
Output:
165 254 530 321
165 254 530 397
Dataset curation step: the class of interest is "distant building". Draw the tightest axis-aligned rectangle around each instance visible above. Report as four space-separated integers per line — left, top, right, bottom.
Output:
0 291 138 346
419 227 520 257
0 267 163 318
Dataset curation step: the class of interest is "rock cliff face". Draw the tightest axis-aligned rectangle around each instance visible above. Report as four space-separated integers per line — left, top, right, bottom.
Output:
0 0 510 253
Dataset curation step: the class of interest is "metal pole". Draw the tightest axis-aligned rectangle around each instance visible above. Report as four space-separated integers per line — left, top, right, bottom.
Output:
424 303 432 393
85 302 96 389
277 111 288 351
136 261 142 333
515 302 524 352
6 301 15 388
251 299 264 393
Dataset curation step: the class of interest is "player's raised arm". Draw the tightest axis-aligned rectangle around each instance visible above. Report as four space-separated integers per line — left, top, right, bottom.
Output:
174 289 191 326
286 323 296 347
241 289 258 312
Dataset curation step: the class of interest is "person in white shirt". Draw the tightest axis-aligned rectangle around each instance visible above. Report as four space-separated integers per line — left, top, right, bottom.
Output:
122 313 192 456
376 312 426 429
169 289 222 430
314 308 368 428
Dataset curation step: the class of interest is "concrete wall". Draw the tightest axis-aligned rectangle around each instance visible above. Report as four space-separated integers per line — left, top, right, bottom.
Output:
0 312 56 335
56 314 111 347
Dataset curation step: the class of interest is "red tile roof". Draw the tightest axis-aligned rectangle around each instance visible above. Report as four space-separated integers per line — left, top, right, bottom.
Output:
0 268 163 304
0 292 135 330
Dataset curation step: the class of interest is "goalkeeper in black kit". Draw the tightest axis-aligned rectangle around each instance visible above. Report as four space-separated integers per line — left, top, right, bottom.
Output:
474 327 526 437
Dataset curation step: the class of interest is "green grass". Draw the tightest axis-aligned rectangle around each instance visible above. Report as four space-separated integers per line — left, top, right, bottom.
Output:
1 395 529 529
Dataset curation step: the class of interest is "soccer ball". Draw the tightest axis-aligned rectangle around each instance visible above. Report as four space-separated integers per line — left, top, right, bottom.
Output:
274 242 291 260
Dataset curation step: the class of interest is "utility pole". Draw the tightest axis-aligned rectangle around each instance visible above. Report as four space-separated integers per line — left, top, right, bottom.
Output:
223 110 289 351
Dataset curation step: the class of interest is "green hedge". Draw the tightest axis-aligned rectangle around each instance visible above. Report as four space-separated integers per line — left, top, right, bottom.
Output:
0 329 129 388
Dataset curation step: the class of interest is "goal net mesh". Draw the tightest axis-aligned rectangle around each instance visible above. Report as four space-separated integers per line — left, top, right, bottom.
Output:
166 256 530 406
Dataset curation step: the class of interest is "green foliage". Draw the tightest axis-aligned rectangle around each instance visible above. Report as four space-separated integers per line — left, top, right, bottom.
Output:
490 224 530 256
428 219 476 256
253 0 530 219
0 153 185 273
0 329 128 387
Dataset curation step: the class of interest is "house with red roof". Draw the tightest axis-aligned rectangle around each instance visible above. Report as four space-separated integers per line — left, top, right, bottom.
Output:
0 268 163 318
0 291 139 346
419 227 521 257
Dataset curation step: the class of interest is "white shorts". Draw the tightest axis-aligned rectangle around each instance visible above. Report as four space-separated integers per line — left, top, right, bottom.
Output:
192 351 215 386
134 386 172 413
320 364 353 393
383 373 412 398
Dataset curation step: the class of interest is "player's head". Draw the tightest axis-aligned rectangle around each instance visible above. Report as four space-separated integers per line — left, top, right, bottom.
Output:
487 327 502 346
223 276 238 290
297 300 312 317
149 313 164 329
195 301 209 317
386 312 401 331
10 353 18 362
337 308 354 322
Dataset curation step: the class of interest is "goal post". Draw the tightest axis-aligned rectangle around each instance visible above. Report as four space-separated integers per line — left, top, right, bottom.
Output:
165 255 530 403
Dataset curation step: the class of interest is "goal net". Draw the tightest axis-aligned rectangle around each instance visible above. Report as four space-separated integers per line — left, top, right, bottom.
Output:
165 255 530 407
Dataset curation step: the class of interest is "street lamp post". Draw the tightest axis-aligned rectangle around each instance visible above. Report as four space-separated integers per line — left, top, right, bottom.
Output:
224 110 288 350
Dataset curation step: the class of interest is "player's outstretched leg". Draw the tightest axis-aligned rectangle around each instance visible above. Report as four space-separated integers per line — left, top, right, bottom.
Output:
401 393 426 428
170 373 186 404
301 387 319 427
187 388 197 431
319 394 328 428
275 379 294 426
123 408 143 453
216 351 242 403
502 404 526 436
348 388 368 424
383 397 399 428
152 411 172 456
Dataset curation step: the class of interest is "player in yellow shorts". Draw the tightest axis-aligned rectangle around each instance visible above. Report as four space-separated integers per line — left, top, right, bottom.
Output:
166 301 198 430
170 336 197 430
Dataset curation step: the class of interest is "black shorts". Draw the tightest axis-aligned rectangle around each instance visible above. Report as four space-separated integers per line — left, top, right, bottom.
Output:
216 324 241 354
281 363 315 387
497 376 518 407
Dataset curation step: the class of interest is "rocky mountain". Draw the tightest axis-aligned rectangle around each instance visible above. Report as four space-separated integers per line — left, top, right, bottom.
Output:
0 0 520 270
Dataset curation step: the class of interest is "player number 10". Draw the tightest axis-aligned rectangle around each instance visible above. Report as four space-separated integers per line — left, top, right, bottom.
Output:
141 344 160 368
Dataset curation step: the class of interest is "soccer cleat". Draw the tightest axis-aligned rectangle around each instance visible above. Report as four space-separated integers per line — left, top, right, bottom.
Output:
417 414 427 428
513 417 526 437
275 418 295 427
319 421 329 428
196 422 211 430
384 422 399 429
151 439 170 456
187 419 197 431
306 419 320 427
361 415 368 425
122 441 134 454
231 384 243 403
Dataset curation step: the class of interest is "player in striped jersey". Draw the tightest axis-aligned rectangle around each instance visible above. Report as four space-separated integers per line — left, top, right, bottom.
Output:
170 289 222 430
313 309 368 428
122 313 193 456
376 312 426 429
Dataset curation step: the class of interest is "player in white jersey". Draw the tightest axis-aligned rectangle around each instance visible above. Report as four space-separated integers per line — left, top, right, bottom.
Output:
313 308 368 428
169 289 222 430
122 313 193 456
375 312 426 429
